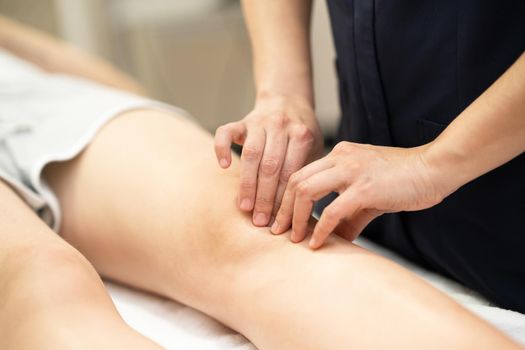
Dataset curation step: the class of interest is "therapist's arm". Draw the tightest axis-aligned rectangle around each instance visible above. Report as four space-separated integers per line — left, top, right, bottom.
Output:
243 0 315 103
0 15 145 95
214 0 323 227
424 52 525 197
273 52 525 248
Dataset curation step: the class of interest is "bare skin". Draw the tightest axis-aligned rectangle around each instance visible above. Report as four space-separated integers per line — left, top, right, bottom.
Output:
0 15 522 350
273 52 525 248
217 1 525 249
41 109 521 350
0 181 163 350
214 0 323 227
0 15 145 95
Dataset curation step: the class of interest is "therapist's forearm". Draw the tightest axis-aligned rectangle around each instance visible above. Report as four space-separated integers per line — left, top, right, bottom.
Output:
0 15 145 95
242 0 314 105
424 52 525 197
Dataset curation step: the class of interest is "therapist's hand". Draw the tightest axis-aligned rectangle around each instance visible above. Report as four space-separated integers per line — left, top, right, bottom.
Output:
214 94 323 227
271 141 445 248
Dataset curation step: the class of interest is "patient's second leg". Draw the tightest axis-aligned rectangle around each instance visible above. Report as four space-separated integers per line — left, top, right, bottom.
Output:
44 110 521 350
0 181 162 350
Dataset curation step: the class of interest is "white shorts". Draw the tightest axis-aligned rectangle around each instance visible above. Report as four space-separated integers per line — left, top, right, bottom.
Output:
0 49 191 232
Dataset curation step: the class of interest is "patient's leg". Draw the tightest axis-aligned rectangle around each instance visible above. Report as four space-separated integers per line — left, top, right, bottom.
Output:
0 181 162 350
44 110 521 350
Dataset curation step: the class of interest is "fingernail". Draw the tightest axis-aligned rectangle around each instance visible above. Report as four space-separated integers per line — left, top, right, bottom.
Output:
240 198 252 211
270 221 280 234
253 212 268 226
219 158 229 168
290 230 299 242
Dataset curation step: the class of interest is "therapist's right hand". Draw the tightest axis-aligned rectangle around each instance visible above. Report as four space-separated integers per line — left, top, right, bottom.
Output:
214 94 323 227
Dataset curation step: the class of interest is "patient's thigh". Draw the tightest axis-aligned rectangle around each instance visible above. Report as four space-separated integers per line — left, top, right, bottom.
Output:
44 110 247 300
43 110 519 350
43 108 322 331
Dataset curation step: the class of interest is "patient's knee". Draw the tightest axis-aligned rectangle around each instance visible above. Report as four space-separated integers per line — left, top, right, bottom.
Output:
2 242 106 318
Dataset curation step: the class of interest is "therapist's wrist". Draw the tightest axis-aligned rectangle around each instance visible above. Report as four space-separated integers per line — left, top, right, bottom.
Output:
419 140 473 202
255 71 314 107
255 90 314 110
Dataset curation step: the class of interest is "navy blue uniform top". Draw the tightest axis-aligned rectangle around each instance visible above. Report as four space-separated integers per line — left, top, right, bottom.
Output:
324 0 525 312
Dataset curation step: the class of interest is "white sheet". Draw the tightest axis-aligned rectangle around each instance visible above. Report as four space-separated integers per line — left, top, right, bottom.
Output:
106 237 525 349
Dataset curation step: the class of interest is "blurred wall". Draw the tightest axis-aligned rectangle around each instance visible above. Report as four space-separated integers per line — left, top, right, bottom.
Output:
106 0 256 132
0 0 339 136
0 0 59 34
311 0 339 135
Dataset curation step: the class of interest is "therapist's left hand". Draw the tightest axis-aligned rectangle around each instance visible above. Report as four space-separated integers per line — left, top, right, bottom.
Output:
270 141 445 249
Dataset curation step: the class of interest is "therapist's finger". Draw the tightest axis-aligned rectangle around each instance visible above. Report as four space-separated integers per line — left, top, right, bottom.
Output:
290 169 344 243
310 191 361 249
238 127 266 211
334 209 381 242
271 134 313 221
214 122 246 168
290 197 314 243
271 158 333 234
252 129 287 226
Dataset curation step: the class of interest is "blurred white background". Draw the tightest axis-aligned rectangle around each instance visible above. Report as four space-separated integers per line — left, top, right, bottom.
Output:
0 0 339 137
